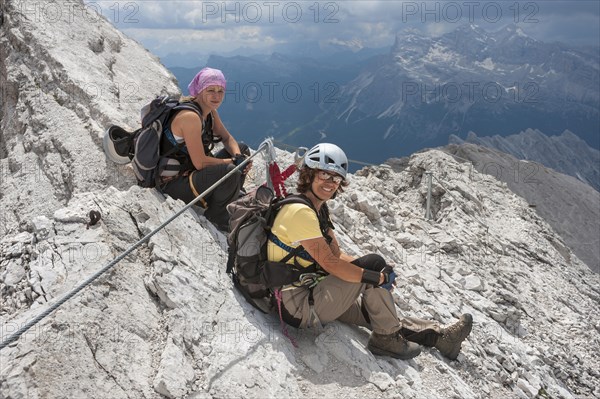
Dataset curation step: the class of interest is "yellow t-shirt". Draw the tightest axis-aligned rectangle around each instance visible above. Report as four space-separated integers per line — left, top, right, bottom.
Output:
267 203 322 268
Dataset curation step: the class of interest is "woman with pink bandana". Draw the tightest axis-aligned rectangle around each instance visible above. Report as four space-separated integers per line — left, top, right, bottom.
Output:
160 67 251 231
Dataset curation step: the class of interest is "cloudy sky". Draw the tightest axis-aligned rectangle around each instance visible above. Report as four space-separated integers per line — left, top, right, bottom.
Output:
86 0 599 58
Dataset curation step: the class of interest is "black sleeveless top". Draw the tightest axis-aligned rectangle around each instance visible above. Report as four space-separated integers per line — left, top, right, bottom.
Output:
160 103 223 172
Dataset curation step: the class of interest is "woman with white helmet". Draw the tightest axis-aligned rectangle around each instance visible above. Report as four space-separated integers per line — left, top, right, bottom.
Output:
268 143 472 360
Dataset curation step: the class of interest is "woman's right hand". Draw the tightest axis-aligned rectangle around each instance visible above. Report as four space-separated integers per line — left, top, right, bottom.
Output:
380 271 397 291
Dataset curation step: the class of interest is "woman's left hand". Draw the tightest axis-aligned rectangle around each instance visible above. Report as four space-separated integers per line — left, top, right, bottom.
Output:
232 154 252 174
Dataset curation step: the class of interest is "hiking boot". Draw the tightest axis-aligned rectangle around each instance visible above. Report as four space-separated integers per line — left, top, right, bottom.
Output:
368 330 422 360
435 313 473 360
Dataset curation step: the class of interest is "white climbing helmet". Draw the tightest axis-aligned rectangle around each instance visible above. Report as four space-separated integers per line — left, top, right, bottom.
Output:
103 125 132 165
303 143 348 179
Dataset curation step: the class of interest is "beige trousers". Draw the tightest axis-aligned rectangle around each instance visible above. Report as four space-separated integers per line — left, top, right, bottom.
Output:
282 274 442 345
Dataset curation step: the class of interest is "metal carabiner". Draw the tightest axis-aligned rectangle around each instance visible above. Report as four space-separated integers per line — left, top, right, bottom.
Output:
294 146 308 167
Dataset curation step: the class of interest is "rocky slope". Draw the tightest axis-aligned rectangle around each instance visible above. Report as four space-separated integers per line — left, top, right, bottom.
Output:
438 143 600 273
2 148 599 399
449 129 600 192
1 1 599 398
0 0 180 234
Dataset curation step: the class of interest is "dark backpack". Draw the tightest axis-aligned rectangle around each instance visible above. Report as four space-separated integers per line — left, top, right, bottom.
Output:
104 95 208 188
225 185 330 313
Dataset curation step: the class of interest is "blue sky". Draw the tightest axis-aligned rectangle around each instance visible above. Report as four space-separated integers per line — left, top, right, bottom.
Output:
85 0 600 57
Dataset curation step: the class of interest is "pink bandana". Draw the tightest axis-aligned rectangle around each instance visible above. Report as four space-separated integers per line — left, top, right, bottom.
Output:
187 67 227 97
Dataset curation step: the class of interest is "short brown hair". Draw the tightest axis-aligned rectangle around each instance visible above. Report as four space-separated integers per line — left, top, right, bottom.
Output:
296 167 349 199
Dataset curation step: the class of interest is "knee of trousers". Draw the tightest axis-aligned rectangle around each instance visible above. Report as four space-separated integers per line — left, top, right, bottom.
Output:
190 165 240 182
225 164 242 183
219 166 242 195
351 254 387 271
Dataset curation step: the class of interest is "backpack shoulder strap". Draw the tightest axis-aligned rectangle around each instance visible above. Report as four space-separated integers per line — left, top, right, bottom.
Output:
287 194 333 240
269 194 314 224
274 194 313 209
273 194 331 229
173 100 202 117
169 101 203 127
160 100 203 154
268 194 333 264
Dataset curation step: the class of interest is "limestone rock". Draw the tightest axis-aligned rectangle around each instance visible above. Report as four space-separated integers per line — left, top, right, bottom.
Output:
2 260 24 287
153 337 196 398
463 275 484 291
31 216 54 240
516 378 538 398
353 193 382 221
395 232 423 248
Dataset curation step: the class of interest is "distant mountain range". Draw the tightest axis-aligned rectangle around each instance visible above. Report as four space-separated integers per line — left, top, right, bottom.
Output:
450 129 600 192
170 50 385 150
167 24 599 179
161 41 388 68
306 24 599 162
450 129 600 191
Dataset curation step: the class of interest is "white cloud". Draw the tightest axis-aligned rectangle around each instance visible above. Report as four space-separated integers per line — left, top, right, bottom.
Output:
122 26 281 55
87 0 599 58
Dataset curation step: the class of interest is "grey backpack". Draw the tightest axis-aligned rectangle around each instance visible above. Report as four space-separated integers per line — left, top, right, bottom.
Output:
225 186 328 313
104 96 202 187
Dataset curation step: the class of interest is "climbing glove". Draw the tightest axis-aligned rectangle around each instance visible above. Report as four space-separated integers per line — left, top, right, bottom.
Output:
380 271 397 291
232 153 247 166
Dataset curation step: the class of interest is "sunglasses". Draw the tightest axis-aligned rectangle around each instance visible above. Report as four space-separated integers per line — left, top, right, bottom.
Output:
316 170 343 184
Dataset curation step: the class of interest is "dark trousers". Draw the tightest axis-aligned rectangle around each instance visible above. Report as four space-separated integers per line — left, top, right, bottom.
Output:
161 143 250 230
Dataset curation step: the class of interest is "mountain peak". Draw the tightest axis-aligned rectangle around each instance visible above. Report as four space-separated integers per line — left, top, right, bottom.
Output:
457 23 485 33
445 23 489 39
392 28 431 53
494 23 535 42
466 131 479 140
397 27 422 37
